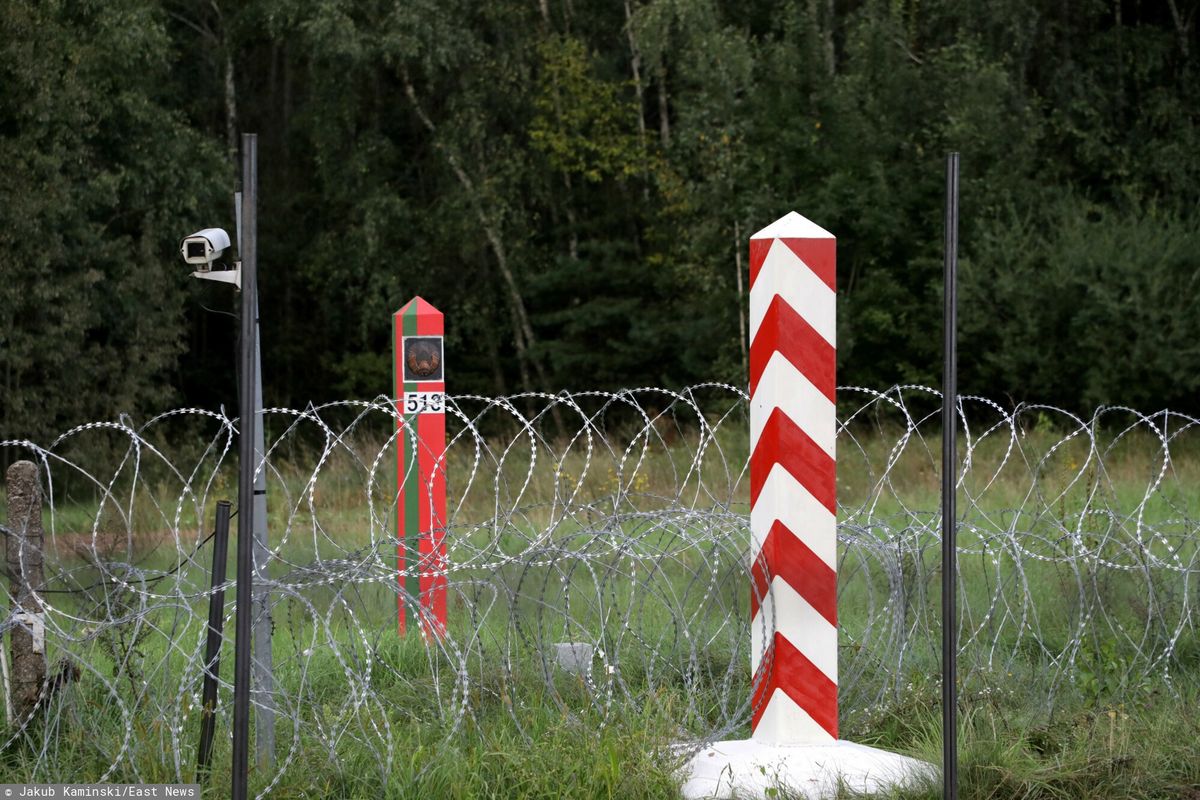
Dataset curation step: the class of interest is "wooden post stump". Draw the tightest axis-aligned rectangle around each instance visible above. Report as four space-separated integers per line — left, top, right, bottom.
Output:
6 460 47 723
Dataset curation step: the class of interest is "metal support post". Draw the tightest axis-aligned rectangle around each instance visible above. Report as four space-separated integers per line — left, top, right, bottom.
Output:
197 500 232 775
231 132 258 800
251 299 275 769
942 152 960 800
235 190 276 772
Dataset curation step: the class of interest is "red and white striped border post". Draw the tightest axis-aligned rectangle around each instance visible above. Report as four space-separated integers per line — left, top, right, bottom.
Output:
748 212 838 744
393 296 448 638
680 214 930 798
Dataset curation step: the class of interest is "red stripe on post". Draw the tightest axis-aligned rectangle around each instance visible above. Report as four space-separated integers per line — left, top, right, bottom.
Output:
751 634 839 739
750 519 838 627
749 238 775 285
748 295 836 400
416 432 448 634
780 238 836 292
394 310 410 632
748 408 836 512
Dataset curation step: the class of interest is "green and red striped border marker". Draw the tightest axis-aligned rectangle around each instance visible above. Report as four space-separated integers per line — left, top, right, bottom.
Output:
393 296 448 637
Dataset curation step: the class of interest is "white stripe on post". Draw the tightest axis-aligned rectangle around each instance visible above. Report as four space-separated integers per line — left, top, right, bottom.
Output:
748 239 837 345
750 352 836 456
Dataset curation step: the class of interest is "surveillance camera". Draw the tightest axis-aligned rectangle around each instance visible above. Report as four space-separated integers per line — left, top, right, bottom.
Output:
180 228 232 269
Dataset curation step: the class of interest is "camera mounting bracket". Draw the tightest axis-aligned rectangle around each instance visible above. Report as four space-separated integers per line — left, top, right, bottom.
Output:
192 262 242 290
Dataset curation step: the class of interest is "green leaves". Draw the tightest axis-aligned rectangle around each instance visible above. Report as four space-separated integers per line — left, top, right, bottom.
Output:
961 200 1200 410
2 0 1199 437
0 0 224 442
530 37 644 183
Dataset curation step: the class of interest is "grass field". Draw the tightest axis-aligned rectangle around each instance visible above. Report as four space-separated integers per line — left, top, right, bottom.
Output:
2 399 1198 798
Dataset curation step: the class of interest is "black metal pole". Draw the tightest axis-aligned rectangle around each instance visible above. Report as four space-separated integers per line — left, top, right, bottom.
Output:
232 133 258 800
942 152 960 800
197 500 232 776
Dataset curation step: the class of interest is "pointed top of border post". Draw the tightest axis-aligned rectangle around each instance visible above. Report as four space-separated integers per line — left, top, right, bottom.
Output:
748 212 836 290
396 296 442 318
750 211 834 240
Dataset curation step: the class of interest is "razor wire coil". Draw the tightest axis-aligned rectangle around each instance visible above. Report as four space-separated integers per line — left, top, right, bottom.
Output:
0 384 1196 791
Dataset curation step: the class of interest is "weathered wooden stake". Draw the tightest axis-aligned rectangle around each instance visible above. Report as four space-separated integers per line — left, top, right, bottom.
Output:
5 460 47 723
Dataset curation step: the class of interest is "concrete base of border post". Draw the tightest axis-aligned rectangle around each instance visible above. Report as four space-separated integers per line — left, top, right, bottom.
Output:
678 740 935 800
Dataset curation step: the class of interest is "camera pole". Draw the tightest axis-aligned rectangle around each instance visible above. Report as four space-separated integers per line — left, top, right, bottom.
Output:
231 132 258 800
235 194 276 772
250 300 275 770
942 151 960 800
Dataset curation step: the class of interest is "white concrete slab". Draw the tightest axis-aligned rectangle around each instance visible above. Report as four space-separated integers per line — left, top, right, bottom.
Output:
679 739 936 800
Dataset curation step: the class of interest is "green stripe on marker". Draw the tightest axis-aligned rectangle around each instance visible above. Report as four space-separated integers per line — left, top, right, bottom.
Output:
402 305 421 627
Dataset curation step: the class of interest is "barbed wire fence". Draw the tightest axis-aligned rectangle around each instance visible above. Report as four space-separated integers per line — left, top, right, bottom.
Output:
1 385 1197 790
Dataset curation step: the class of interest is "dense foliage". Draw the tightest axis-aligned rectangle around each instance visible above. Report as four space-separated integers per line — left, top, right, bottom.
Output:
2 0 1198 438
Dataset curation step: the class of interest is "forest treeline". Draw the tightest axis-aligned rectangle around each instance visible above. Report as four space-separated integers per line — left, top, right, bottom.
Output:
2 0 1198 440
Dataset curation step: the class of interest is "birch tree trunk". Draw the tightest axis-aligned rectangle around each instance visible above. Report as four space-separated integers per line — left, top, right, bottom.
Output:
401 70 559 408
